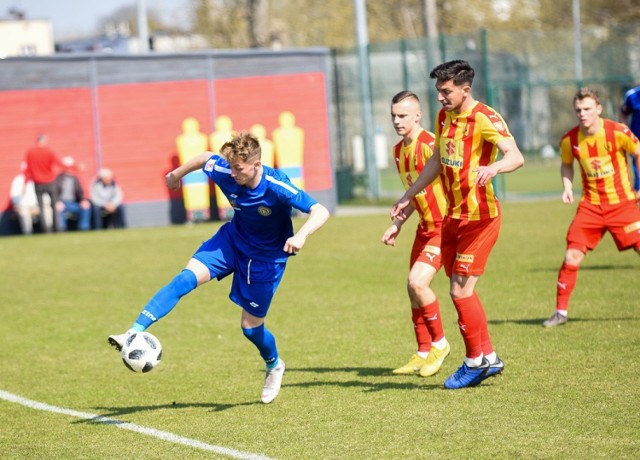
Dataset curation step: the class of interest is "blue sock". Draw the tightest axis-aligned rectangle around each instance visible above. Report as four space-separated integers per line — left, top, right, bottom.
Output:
242 323 278 367
133 270 198 330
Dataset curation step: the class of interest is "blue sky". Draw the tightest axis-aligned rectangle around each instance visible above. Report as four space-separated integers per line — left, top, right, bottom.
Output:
0 0 190 39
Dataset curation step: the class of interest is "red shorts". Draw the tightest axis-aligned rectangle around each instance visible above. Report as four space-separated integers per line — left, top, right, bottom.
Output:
441 214 501 277
410 222 442 270
566 200 640 252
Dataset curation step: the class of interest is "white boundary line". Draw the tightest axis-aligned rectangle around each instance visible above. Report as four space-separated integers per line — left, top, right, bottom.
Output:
0 390 273 460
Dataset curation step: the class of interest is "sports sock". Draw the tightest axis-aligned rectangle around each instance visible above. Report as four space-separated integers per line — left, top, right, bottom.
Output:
431 337 448 349
242 323 278 367
556 262 579 311
420 299 445 343
133 269 198 329
464 355 484 367
472 292 494 356
452 294 483 360
485 351 497 364
411 308 432 353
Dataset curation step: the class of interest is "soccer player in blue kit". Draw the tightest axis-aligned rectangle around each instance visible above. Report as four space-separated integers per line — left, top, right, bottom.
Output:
620 84 640 192
108 132 330 404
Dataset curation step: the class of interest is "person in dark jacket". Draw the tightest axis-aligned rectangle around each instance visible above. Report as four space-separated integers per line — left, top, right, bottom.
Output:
55 156 91 231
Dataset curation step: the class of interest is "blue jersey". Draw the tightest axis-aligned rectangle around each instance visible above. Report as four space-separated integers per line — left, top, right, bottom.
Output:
203 154 317 262
622 86 640 136
621 86 640 191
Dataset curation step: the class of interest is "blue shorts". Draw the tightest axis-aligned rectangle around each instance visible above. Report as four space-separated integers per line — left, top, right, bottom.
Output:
192 223 287 318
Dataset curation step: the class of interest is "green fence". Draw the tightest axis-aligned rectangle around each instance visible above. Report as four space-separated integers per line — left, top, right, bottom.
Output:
331 21 639 202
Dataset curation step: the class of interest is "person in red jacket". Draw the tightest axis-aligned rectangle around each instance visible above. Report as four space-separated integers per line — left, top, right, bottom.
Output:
24 134 63 232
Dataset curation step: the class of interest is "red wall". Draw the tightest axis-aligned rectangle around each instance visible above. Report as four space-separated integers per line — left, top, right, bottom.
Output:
0 72 332 208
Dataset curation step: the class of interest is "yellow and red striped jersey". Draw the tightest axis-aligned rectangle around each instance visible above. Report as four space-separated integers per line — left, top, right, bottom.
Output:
560 119 639 205
393 128 446 231
434 101 513 220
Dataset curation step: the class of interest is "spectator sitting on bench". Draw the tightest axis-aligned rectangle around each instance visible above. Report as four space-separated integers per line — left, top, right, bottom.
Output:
55 156 91 231
91 168 126 229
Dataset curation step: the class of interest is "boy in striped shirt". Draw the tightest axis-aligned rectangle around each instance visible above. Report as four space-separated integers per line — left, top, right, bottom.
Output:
543 87 640 327
382 90 450 378
391 60 525 389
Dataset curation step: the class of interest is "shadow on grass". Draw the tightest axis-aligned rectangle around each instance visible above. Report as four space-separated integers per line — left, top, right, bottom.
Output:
488 316 639 326
283 366 442 392
531 264 637 273
78 367 477 420
76 400 259 421
77 380 439 421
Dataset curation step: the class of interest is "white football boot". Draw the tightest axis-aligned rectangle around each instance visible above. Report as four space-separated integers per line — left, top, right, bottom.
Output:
107 330 134 352
261 359 286 404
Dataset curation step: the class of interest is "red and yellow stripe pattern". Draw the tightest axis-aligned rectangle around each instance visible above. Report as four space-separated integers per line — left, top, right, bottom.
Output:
560 119 639 205
393 128 446 231
435 102 513 220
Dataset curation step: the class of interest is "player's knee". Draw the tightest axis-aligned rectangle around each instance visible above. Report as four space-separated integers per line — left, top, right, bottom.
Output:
242 323 264 340
172 269 198 296
565 248 585 266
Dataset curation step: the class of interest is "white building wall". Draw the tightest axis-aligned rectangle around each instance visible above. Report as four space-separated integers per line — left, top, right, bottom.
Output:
0 20 54 57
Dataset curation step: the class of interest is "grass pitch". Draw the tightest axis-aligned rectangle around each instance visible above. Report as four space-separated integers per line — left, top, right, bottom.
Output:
1 199 638 459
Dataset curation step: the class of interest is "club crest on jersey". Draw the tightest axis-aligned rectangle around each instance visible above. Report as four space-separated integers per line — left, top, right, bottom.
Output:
258 206 272 216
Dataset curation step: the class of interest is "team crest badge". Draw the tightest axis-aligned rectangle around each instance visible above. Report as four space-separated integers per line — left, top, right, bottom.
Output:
258 206 272 216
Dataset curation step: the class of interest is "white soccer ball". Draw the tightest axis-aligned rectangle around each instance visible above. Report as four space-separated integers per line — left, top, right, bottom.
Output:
121 331 162 373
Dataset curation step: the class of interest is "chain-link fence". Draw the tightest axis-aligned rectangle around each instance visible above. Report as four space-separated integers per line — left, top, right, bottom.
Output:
331 21 640 201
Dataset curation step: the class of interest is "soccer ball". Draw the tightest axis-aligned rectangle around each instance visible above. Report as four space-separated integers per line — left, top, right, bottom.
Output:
121 331 162 373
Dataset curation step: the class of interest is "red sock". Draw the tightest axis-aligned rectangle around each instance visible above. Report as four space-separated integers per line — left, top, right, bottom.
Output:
556 262 579 311
452 294 483 359
420 300 445 343
411 308 432 352
472 292 493 356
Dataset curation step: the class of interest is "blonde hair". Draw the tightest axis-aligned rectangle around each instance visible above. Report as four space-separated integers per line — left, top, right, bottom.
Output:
220 132 261 163
574 87 601 105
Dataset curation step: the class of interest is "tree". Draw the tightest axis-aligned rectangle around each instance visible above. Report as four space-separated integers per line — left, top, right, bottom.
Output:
97 5 169 37
186 0 640 50
248 0 269 47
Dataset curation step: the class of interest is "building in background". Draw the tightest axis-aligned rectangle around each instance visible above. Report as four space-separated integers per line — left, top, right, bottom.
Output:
0 18 54 56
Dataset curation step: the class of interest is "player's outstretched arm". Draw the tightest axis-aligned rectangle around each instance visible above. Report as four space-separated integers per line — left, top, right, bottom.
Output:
165 152 212 190
284 203 330 254
391 152 441 219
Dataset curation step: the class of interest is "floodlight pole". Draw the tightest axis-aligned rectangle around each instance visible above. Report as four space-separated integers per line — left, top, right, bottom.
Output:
572 0 583 86
353 0 379 200
137 0 150 53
